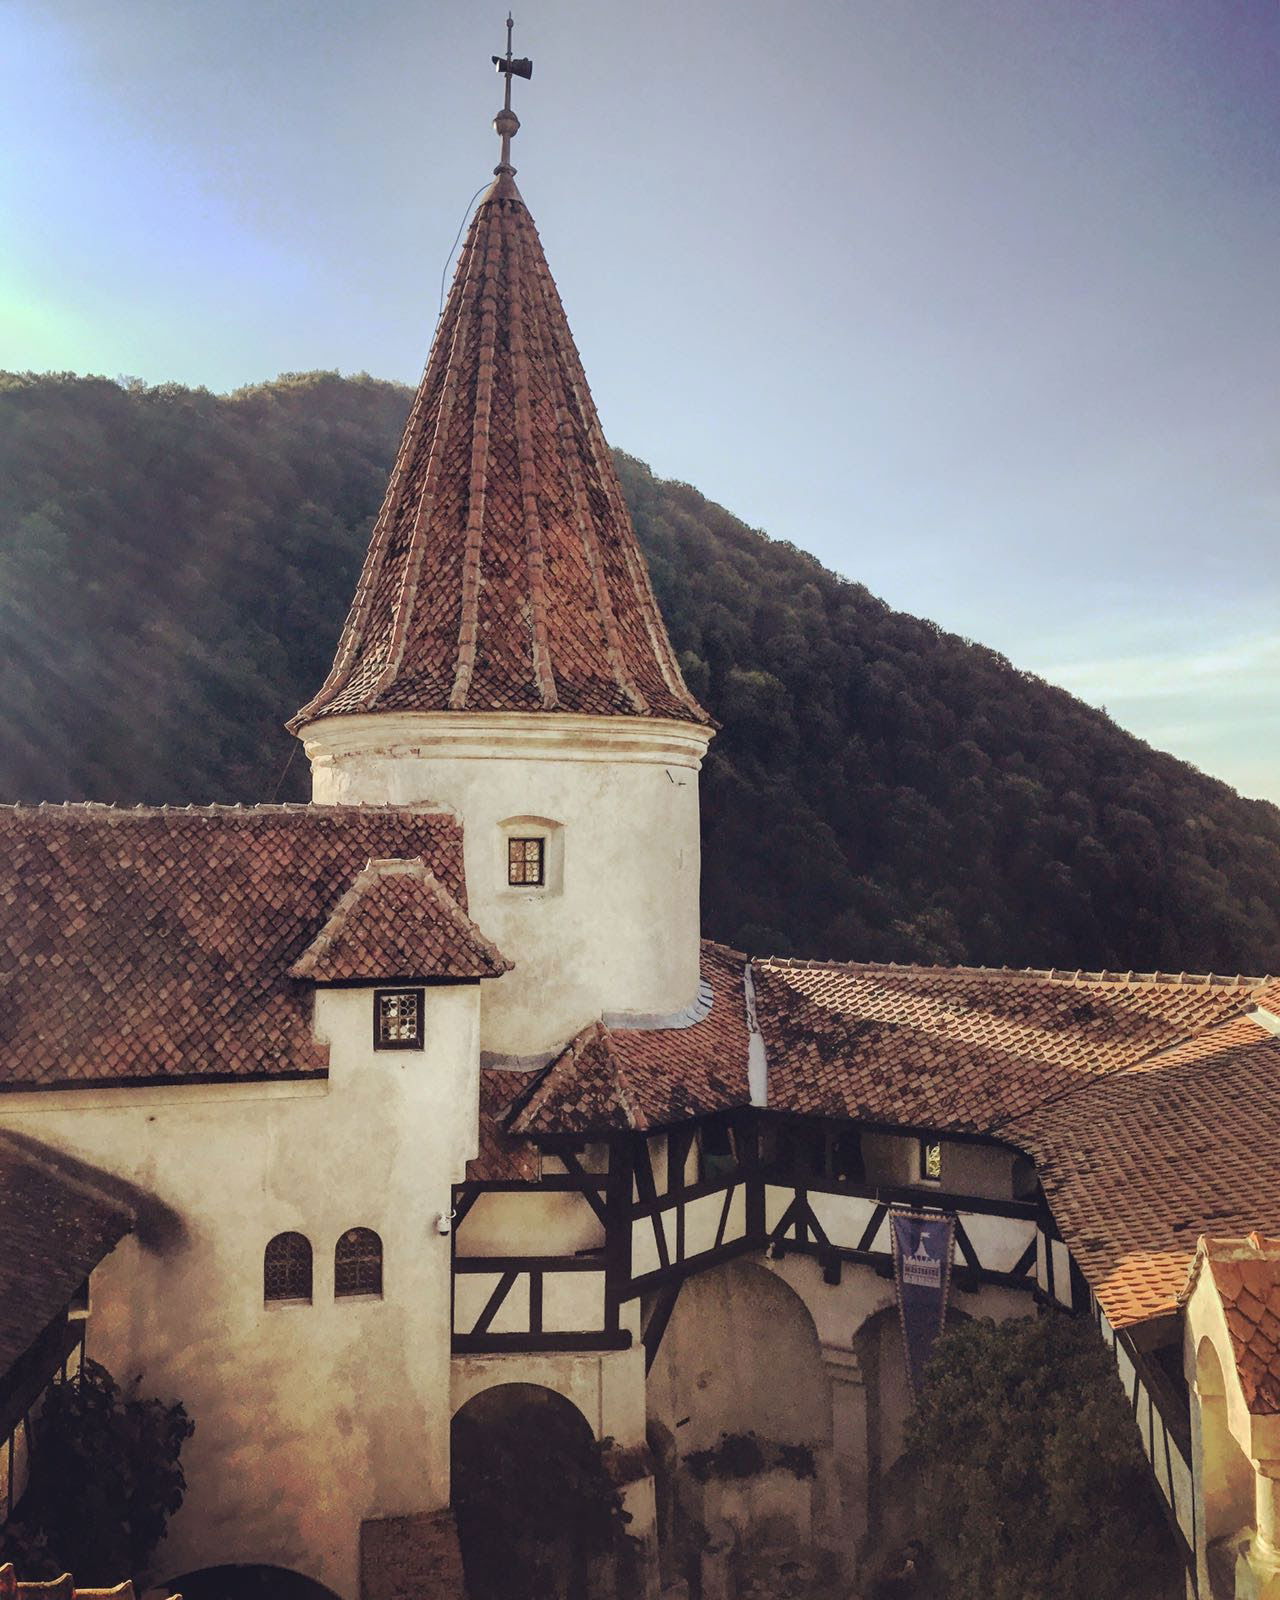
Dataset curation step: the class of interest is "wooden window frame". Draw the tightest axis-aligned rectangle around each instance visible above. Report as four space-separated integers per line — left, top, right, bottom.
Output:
373 988 425 1051
507 836 546 887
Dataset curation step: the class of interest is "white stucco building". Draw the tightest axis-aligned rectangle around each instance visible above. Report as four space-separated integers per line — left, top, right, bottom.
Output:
2 41 1280 1600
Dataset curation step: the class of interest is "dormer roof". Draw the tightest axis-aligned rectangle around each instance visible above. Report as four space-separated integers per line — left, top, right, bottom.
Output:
291 171 709 731
0 804 467 1090
1181 1234 1280 1414
289 857 510 982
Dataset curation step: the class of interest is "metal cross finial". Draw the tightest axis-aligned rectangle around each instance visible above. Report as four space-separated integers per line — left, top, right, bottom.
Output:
491 13 532 175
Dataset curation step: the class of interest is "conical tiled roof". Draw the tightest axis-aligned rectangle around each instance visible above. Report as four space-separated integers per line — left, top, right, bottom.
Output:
292 171 709 730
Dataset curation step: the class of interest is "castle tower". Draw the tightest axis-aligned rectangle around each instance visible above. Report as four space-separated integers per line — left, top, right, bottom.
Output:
291 39 713 1058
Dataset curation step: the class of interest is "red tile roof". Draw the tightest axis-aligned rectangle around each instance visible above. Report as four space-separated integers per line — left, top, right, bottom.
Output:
752 958 1260 1132
1010 1021 1280 1328
0 1132 136 1368
292 171 708 731
468 1069 544 1182
1181 1235 1280 1413
0 804 465 1090
509 943 751 1135
289 857 509 982
495 947 1280 1330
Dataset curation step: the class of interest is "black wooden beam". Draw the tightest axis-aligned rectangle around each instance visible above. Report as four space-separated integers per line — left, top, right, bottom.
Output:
470 1270 519 1335
642 1279 683 1374
452 1331 633 1354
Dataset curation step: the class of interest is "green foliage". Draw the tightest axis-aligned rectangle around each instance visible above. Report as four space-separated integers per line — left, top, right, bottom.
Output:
0 1359 194 1585
451 1402 632 1600
2 371 1279 973
683 1431 817 1483
904 1312 1180 1600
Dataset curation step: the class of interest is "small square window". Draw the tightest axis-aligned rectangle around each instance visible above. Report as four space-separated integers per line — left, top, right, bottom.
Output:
919 1138 942 1183
508 836 545 887
374 988 424 1051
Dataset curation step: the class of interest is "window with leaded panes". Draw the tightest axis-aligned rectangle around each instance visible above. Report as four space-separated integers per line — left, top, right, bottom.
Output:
264 1232 312 1303
919 1138 943 1183
374 988 424 1050
335 1228 383 1298
507 836 545 887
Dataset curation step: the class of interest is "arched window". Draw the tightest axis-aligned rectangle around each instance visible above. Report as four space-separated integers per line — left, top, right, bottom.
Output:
335 1228 383 1298
264 1232 312 1303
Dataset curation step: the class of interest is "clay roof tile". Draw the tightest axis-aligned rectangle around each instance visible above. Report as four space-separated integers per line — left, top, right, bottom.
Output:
292 172 709 732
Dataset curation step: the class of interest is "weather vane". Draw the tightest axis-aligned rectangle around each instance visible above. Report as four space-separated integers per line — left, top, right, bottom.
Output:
491 14 533 175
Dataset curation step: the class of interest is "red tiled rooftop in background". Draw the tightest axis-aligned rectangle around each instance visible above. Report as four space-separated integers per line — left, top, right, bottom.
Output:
1182 1236 1280 1414
753 958 1262 1132
289 857 509 982
510 943 751 1135
293 172 708 732
1011 1023 1280 1328
0 804 465 1090
469 1069 544 1182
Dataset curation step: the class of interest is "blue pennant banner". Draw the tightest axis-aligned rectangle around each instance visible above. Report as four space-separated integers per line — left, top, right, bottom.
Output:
890 1209 956 1400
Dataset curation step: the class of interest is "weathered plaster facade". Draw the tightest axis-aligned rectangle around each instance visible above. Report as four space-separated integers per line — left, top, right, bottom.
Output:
304 712 711 1056
0 985 482 1598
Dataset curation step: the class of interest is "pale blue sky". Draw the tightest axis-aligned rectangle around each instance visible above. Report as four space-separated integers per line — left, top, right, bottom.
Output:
3 0 1277 800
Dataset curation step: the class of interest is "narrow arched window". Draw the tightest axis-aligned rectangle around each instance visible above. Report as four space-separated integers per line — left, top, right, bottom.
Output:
264 1232 312 1303
335 1228 383 1298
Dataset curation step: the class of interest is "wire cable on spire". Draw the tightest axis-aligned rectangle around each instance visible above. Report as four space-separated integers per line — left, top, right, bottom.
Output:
438 184 491 321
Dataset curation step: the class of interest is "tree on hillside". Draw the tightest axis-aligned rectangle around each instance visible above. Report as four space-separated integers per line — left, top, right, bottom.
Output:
903 1312 1181 1600
2 372 1278 975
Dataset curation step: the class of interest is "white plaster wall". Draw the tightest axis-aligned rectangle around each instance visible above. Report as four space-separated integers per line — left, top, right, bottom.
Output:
0 984 483 1600
457 1189 604 1258
302 712 712 1055
859 1132 1016 1200
646 1258 833 1456
944 1142 1018 1202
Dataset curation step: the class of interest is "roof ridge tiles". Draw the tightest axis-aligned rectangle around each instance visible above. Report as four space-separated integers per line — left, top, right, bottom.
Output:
1 801 458 821
755 954 1269 989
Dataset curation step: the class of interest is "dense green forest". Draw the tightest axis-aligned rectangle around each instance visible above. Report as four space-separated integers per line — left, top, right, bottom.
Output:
2 369 1278 972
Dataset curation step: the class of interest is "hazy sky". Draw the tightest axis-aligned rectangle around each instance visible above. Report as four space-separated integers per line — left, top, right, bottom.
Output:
3 0 1277 801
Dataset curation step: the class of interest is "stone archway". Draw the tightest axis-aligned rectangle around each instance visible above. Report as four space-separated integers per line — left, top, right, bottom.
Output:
645 1259 834 1587
450 1383 630 1600
164 1566 344 1600
647 1257 832 1455
1196 1336 1255 1558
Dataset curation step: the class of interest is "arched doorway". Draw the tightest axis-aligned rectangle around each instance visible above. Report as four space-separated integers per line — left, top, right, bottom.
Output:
164 1566 343 1600
450 1383 631 1600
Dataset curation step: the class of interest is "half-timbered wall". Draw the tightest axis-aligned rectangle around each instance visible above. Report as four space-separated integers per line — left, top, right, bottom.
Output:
1093 1297 1196 1571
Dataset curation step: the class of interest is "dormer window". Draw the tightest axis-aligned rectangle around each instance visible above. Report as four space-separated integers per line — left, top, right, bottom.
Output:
374 988 424 1050
508 837 545 887
919 1138 943 1184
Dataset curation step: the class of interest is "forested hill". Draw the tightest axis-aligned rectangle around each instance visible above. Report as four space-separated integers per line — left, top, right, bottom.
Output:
3 369 1278 973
